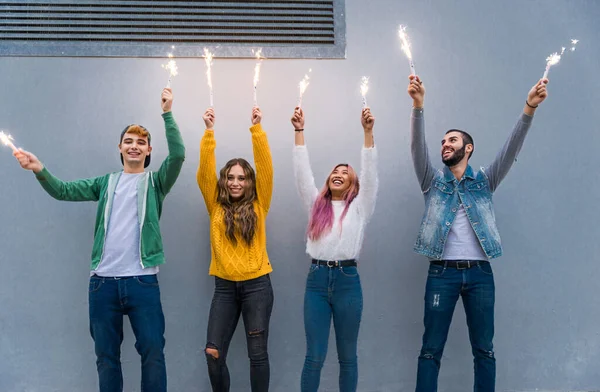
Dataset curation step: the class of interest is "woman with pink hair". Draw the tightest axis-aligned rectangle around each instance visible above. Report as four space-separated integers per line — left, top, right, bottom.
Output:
291 107 378 392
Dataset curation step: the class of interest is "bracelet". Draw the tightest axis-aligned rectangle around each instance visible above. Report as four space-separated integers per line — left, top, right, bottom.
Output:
294 128 304 132
525 100 538 109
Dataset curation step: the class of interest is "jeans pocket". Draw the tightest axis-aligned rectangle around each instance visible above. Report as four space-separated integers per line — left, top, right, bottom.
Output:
89 277 104 293
307 264 320 275
135 274 159 287
339 266 359 277
428 264 446 277
477 262 494 276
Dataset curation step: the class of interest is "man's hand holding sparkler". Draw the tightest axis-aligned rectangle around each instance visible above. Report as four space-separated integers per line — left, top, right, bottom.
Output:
407 75 425 108
524 79 548 115
161 88 173 113
13 149 43 173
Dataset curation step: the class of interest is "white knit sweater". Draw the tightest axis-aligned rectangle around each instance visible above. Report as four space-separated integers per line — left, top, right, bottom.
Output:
292 145 378 261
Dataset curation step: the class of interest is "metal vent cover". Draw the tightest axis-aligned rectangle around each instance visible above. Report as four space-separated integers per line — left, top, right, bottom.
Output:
0 0 346 58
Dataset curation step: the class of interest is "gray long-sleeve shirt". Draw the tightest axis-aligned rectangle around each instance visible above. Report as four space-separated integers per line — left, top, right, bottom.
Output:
411 107 534 193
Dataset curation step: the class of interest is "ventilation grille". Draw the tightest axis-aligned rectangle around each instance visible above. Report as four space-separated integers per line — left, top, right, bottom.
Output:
0 0 346 58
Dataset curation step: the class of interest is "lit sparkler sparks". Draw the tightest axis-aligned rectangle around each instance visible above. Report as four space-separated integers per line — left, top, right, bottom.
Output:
162 53 178 88
360 76 369 109
203 48 214 107
252 48 264 106
398 25 416 76
297 69 312 108
0 131 18 153
542 38 580 80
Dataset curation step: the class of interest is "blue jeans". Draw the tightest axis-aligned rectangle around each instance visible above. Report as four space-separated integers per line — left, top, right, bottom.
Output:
416 261 495 392
89 274 166 392
205 274 274 392
301 264 363 392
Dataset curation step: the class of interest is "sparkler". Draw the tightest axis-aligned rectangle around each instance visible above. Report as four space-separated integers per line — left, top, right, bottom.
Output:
162 53 178 88
203 48 214 107
0 131 18 153
542 38 579 80
360 77 369 108
398 25 416 76
252 48 264 106
297 69 312 108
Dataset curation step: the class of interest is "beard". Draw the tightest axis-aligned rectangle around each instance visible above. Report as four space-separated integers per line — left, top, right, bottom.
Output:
442 144 467 167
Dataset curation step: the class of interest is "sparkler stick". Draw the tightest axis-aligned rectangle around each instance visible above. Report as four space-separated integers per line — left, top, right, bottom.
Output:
203 48 214 107
252 49 263 106
297 69 312 108
398 25 416 76
162 53 178 88
360 77 369 109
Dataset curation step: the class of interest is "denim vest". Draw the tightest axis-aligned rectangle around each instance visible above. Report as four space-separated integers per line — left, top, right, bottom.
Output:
414 165 501 260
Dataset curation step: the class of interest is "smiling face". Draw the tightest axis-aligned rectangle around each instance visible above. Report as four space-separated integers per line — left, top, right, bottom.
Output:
441 131 472 167
328 164 351 198
119 130 151 171
226 164 248 201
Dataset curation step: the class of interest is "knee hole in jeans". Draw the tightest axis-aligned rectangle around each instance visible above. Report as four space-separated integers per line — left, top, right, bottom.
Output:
205 347 220 359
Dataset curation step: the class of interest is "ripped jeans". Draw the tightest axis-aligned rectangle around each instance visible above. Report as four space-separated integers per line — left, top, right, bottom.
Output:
205 274 274 392
416 261 495 392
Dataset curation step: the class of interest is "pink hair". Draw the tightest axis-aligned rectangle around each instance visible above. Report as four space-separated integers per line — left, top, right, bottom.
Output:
307 164 360 240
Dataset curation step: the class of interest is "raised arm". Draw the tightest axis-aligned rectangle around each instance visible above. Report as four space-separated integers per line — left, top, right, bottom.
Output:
13 149 103 201
408 75 435 192
291 107 319 212
250 106 274 213
356 107 378 219
155 88 186 199
196 107 218 214
484 79 548 192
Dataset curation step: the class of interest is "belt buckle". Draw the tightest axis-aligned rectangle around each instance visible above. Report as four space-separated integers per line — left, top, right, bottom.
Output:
327 260 338 268
456 260 470 270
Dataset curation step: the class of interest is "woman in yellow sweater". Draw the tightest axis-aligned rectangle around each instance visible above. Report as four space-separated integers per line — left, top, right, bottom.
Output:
197 106 274 392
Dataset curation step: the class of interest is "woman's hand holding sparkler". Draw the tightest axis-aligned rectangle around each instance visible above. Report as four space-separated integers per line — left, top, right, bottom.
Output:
251 106 262 126
161 88 173 113
13 149 43 173
361 108 375 133
407 75 425 108
203 108 215 130
291 107 304 131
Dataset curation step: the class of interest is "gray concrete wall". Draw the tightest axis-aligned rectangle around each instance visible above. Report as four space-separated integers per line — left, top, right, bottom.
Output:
1 0 599 391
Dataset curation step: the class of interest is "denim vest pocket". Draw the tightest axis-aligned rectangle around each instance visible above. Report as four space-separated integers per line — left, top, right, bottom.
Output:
433 180 453 195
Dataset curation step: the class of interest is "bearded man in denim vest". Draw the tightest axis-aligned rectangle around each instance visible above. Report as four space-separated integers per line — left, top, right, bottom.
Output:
407 75 548 392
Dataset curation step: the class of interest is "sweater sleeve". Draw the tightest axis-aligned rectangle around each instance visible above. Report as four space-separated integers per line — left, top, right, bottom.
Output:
292 145 319 214
197 130 218 214
35 167 103 202
155 111 186 199
250 124 274 213
355 146 379 220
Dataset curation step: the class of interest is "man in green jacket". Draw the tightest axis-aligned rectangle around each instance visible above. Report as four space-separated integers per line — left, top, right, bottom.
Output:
13 88 185 392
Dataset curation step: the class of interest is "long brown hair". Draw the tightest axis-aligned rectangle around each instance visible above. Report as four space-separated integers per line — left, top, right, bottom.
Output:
217 158 258 245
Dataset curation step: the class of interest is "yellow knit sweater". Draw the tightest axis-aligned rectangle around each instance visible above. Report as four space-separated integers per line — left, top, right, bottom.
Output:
197 124 273 281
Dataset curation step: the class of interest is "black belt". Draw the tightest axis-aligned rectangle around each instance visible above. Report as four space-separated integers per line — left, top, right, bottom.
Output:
312 259 357 268
431 260 488 269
